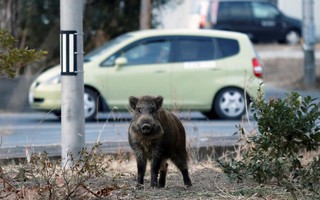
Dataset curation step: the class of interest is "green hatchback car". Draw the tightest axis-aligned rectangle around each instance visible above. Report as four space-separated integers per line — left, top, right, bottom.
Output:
29 29 263 120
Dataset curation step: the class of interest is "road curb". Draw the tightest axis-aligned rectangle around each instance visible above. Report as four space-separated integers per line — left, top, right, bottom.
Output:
0 136 241 163
0 142 131 161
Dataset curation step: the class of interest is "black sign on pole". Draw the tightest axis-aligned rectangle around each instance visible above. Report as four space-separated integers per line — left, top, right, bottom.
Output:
60 30 77 75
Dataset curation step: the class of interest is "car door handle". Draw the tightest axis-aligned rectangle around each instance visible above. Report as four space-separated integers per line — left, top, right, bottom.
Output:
261 20 275 26
155 70 165 73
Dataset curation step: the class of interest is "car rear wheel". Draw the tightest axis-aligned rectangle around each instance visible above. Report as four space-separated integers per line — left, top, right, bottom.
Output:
84 88 98 121
213 88 247 120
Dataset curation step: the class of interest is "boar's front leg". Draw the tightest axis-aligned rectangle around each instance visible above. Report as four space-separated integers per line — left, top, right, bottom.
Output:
159 162 168 188
150 157 163 187
136 154 147 187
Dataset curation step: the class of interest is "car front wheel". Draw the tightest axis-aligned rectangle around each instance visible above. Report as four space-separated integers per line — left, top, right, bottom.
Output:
285 30 300 45
213 88 248 120
84 88 98 121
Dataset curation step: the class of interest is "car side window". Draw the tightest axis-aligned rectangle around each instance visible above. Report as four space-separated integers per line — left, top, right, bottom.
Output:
252 2 280 19
218 2 252 21
125 40 170 65
101 52 121 66
173 37 214 62
101 39 171 67
172 37 239 62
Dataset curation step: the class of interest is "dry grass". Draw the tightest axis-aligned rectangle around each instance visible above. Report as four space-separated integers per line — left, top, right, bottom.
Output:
0 148 294 200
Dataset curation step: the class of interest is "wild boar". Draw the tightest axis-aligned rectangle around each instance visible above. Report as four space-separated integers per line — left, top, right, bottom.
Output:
128 95 192 188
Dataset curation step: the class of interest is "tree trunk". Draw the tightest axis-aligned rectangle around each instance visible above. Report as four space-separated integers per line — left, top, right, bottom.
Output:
0 0 20 39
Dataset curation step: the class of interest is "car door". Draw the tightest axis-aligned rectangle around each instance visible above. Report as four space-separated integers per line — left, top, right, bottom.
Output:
170 36 229 111
251 2 283 41
102 38 172 108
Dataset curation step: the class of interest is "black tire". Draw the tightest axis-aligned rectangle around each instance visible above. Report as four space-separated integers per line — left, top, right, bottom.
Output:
52 110 61 118
213 88 248 120
202 111 217 120
283 30 300 45
84 88 98 121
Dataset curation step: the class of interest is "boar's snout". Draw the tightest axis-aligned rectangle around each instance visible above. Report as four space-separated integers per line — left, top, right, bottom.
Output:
141 123 152 134
137 115 156 135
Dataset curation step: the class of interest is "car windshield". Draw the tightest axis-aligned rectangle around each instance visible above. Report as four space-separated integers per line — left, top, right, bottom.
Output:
84 33 132 62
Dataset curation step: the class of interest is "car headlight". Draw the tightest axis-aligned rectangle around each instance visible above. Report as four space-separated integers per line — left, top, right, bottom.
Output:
44 73 61 84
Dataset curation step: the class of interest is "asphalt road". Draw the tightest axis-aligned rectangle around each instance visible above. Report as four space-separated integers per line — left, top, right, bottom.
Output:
0 85 319 159
0 111 251 157
0 113 240 146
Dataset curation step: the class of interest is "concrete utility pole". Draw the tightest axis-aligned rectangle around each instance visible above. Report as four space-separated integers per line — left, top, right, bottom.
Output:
60 0 85 167
302 0 316 86
140 0 151 29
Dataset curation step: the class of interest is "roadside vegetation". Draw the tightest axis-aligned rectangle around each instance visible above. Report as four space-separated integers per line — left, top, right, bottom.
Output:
0 90 319 199
220 89 320 199
0 30 46 78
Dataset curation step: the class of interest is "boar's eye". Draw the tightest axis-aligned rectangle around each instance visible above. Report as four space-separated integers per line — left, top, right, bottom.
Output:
136 107 142 114
150 106 157 114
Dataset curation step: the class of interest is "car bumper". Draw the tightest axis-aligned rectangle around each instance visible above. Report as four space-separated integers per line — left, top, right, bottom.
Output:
29 83 61 111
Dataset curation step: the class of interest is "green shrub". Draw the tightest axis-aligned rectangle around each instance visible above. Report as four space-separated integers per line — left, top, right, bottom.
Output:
220 90 320 199
0 29 46 78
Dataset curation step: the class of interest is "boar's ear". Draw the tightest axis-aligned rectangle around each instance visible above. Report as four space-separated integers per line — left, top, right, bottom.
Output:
129 96 139 111
155 96 163 110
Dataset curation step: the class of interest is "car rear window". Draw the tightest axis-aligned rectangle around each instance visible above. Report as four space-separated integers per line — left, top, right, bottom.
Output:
214 38 239 59
172 36 239 62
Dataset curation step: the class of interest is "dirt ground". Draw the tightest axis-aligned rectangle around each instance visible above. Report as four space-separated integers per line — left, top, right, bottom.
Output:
263 58 320 90
1 156 289 200
256 44 320 90
94 158 289 200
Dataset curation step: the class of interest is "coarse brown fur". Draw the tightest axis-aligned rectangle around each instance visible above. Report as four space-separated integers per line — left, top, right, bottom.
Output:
128 95 192 188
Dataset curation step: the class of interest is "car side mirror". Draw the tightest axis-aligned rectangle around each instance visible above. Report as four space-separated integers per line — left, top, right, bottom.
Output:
275 10 282 18
114 57 127 70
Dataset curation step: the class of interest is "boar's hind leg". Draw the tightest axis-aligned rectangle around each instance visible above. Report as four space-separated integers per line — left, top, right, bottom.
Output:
181 168 192 187
159 162 168 188
172 155 192 187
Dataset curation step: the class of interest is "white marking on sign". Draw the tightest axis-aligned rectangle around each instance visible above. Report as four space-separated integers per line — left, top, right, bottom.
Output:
60 30 77 75
62 34 67 73
69 34 74 73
